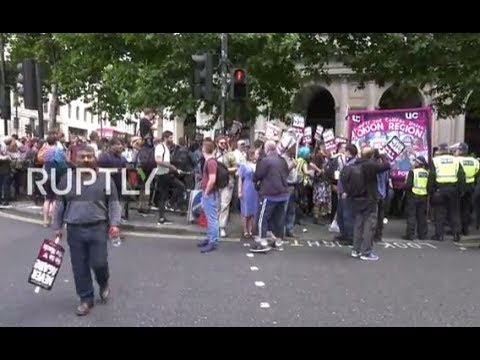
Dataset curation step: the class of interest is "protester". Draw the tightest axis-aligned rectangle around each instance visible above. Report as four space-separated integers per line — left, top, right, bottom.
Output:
310 143 332 225
196 138 219 253
215 136 238 238
251 140 289 253
238 148 259 239
53 145 121 316
89 131 101 158
342 146 391 261
283 145 299 238
374 149 390 242
154 131 178 225
139 108 157 147
0 140 11 207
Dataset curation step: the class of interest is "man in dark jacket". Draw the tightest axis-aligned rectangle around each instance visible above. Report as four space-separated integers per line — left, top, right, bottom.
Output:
347 147 391 261
251 140 290 253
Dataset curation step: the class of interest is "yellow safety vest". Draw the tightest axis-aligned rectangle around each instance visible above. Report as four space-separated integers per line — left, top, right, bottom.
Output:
433 155 459 184
412 168 429 196
457 156 480 184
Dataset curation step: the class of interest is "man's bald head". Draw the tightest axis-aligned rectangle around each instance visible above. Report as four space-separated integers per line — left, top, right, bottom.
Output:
361 146 374 159
264 140 277 154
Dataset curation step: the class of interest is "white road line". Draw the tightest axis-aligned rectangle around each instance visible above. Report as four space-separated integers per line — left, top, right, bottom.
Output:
250 266 259 271
246 253 254 258
255 281 265 288
260 302 270 309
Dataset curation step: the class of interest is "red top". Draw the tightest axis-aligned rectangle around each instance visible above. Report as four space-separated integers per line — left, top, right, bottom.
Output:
201 158 218 192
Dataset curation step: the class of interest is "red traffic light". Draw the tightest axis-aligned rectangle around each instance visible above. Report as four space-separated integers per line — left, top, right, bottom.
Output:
234 69 245 83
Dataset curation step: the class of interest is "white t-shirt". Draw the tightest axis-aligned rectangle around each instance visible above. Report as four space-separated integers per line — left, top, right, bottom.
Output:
90 142 100 158
155 143 170 176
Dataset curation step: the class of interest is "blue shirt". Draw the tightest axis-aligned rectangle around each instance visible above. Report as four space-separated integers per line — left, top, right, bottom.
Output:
377 171 389 199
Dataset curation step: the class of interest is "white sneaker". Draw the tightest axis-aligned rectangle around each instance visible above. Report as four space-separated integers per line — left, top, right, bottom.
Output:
351 250 361 258
220 229 227 238
360 253 379 261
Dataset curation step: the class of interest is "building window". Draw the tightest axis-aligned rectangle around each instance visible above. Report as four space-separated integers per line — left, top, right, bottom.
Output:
84 109 88 122
68 104 72 118
76 107 80 120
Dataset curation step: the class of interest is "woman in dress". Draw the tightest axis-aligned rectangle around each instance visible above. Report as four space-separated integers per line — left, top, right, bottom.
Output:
238 148 259 238
310 143 332 225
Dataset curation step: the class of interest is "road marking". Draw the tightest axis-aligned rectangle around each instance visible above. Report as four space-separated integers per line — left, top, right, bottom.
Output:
290 240 304 247
459 247 467 251
243 243 251 247
246 253 254 258
255 281 265 288
307 241 321 247
260 302 270 309
0 212 43 225
250 266 259 271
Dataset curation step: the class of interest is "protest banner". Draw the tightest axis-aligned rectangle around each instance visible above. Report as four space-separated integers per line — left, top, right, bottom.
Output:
314 125 324 141
266 123 281 140
278 130 297 155
383 136 406 162
292 115 305 129
322 128 336 151
348 107 432 182
28 238 65 292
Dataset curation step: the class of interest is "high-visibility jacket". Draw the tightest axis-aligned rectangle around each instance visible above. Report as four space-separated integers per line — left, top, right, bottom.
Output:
412 168 429 196
433 155 459 184
457 156 480 184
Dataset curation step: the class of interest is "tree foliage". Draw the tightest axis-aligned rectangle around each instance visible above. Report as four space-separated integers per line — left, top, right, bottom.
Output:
5 33 480 129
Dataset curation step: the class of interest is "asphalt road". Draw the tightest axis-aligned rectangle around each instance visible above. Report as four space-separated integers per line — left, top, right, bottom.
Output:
1 215 480 327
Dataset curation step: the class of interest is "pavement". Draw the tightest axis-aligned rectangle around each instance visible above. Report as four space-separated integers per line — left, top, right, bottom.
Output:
1 215 480 327
2 200 480 244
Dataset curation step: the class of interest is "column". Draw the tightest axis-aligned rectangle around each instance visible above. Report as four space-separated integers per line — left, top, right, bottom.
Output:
336 78 349 137
366 81 377 110
174 116 184 141
454 114 465 143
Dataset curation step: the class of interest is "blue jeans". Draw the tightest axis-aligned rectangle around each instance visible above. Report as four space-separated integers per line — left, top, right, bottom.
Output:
337 196 353 241
202 192 219 245
0 174 11 202
66 222 109 302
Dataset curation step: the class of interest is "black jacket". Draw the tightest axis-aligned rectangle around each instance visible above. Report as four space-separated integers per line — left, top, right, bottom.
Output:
354 156 391 201
254 153 289 198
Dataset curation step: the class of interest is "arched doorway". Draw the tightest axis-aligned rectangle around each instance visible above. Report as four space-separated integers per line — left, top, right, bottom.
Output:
465 92 480 156
378 84 424 109
305 87 336 132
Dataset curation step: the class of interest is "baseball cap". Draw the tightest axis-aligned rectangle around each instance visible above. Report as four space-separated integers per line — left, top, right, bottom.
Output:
414 156 428 167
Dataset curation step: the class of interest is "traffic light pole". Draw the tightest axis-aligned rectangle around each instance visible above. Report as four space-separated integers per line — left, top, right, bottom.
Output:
0 33 7 136
220 33 228 131
34 62 44 140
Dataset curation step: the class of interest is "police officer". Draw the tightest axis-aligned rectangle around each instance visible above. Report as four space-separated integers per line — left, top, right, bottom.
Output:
454 143 480 235
429 143 466 242
403 156 429 240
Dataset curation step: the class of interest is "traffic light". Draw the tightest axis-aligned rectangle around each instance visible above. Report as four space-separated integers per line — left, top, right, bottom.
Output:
25 124 32 135
0 86 11 120
16 59 38 110
231 68 247 101
192 53 213 101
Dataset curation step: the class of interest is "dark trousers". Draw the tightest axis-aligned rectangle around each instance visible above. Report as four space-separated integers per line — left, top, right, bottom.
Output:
66 222 109 302
257 199 287 239
0 174 10 202
374 198 386 242
460 186 474 234
406 194 428 239
337 196 353 242
433 186 460 238
285 190 297 232
155 174 171 220
352 199 378 255
331 190 338 221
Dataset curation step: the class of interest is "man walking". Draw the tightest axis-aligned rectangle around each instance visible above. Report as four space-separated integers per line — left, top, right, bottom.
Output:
53 145 121 316
251 140 290 253
196 138 219 253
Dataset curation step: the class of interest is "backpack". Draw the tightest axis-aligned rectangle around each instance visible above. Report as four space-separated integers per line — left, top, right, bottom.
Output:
341 162 367 198
206 158 229 189
171 146 192 171
136 145 156 171
324 157 339 182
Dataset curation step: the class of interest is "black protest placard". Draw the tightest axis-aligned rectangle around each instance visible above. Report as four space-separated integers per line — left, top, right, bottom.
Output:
28 239 65 291
384 136 406 162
